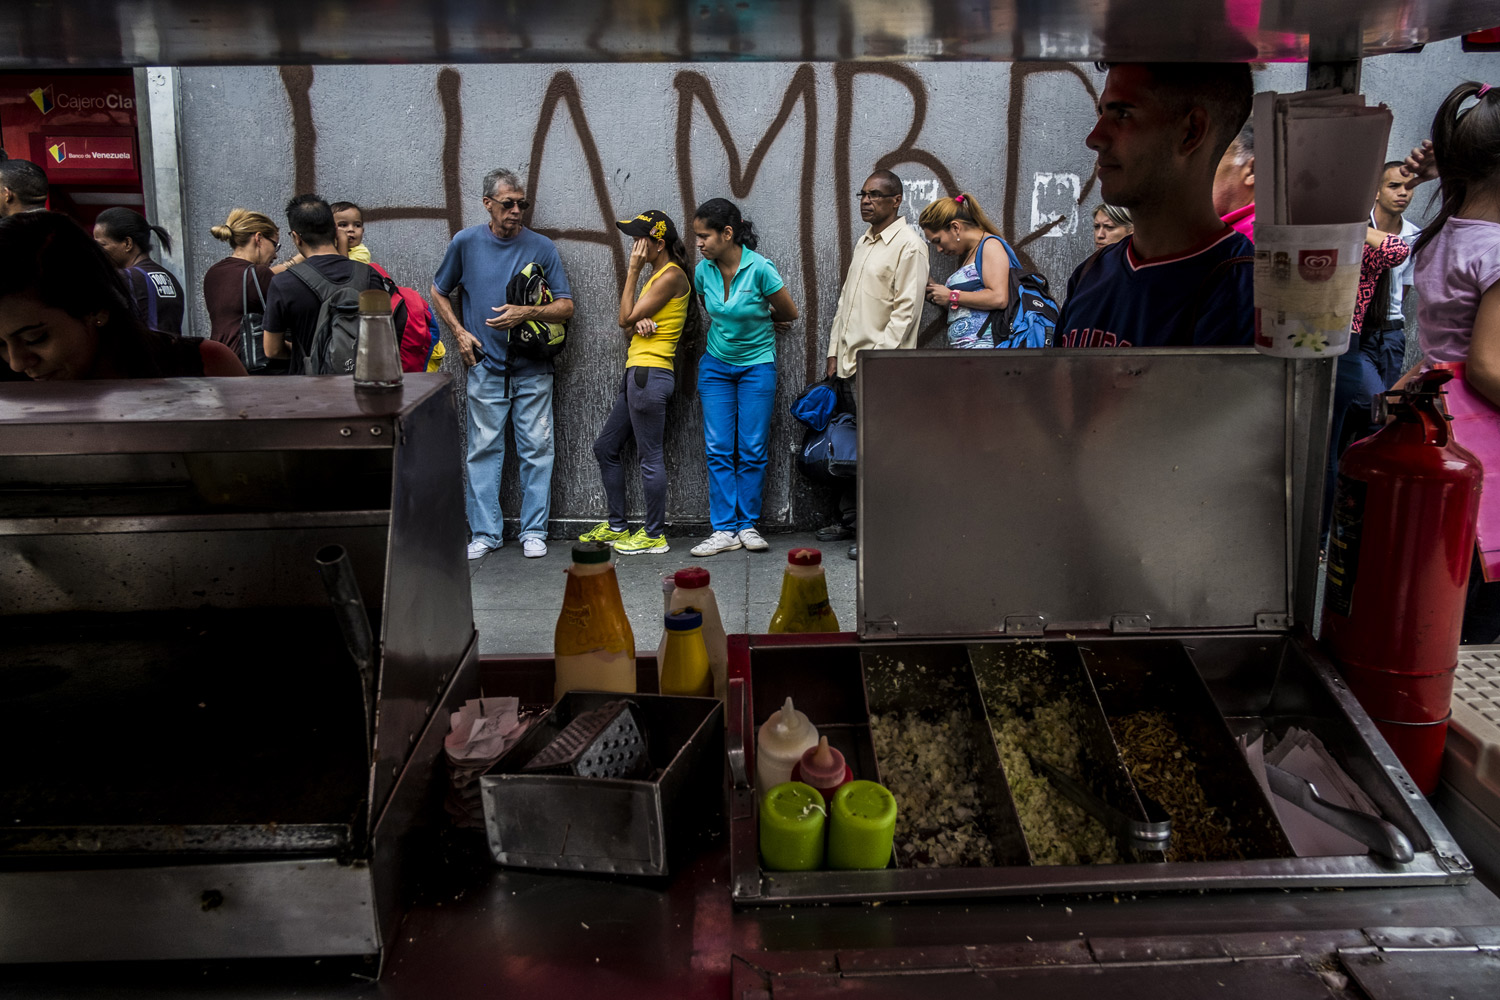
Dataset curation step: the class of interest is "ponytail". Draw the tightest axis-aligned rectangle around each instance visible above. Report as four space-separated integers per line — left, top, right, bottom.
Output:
1414 82 1500 256
96 206 173 256
693 197 758 250
736 217 759 251
918 191 1002 238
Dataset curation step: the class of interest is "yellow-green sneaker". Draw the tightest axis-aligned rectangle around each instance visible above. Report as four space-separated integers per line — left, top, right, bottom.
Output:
579 522 631 543
613 528 669 555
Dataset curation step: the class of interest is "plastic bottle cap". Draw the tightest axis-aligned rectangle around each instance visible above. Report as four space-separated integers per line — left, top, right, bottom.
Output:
674 567 710 589
761 696 815 750
660 573 677 594
358 289 392 314
788 548 822 566
665 609 703 631
811 737 835 769
570 541 613 564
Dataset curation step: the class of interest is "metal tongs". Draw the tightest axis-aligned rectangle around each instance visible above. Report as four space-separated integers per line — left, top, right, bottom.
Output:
1265 763 1414 863
1028 752 1172 853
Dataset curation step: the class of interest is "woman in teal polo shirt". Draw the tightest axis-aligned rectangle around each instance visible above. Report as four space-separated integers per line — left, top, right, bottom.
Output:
689 198 799 557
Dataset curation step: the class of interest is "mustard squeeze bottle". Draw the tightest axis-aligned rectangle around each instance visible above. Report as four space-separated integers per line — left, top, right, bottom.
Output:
767 548 840 633
660 610 712 697
554 541 636 701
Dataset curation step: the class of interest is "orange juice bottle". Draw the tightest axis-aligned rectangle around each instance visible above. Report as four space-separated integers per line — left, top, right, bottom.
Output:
554 542 636 701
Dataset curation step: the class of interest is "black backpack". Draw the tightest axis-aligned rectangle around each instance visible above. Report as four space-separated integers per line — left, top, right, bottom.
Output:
288 261 377 375
503 262 567 361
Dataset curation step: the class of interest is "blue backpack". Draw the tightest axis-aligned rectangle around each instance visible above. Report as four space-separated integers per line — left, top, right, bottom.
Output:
790 377 839 432
797 412 857 487
975 236 1060 349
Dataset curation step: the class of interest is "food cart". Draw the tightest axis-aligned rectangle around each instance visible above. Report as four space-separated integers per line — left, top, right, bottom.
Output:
3 2 1500 998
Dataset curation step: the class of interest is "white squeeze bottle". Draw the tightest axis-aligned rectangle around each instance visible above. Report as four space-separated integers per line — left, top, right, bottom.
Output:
656 567 729 702
757 696 820 791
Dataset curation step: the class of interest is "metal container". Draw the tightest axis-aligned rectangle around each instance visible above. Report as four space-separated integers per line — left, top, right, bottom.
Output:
728 351 1474 904
481 691 724 876
0 375 476 963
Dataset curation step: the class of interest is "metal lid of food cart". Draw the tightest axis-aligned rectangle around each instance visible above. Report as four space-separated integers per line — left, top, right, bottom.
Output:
855 349 1305 638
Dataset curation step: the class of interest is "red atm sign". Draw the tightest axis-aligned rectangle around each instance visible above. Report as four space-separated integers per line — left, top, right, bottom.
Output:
40 135 138 179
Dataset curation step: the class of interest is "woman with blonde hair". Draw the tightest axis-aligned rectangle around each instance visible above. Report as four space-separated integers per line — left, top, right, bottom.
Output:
919 191 1011 349
202 208 291 374
1092 203 1134 247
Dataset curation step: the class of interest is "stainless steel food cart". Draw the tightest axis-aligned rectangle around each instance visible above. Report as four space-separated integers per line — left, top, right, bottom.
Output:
0 375 477 965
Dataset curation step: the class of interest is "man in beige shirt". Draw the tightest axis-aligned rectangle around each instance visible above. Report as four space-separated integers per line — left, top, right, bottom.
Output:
816 168 928 557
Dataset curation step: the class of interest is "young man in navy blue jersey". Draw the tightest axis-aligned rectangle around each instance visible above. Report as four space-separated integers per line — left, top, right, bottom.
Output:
1056 63 1255 348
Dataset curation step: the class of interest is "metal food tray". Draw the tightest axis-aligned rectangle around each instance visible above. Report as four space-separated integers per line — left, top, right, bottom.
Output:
481 691 724 877
728 633 1474 905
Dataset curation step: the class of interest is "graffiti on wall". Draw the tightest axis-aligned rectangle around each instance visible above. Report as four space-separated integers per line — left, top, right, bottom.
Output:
279 62 1098 384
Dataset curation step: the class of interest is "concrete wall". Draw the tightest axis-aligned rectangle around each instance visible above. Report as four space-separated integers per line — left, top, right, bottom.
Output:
173 40 1500 533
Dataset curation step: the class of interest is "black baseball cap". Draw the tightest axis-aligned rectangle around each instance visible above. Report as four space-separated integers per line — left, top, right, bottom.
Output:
616 210 676 242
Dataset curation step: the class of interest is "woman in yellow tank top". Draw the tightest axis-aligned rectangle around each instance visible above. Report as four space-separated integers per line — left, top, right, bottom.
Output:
580 210 693 555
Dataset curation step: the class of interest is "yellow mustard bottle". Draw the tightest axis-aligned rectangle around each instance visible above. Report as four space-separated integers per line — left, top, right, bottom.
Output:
659 610 712 697
554 541 636 701
767 548 840 633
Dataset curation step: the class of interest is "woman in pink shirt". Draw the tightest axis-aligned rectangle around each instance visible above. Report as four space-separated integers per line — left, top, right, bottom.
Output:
1401 82 1500 641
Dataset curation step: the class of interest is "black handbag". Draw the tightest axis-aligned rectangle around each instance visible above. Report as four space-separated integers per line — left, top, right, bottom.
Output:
238 265 269 373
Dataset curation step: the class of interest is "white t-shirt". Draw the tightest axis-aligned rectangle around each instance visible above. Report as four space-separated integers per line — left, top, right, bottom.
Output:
1369 212 1421 325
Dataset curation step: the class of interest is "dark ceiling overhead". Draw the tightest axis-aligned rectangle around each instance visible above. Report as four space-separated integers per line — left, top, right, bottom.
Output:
1 0 1499 67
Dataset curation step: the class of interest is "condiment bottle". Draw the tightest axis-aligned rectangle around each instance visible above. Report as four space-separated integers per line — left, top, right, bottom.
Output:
827 780 898 870
553 541 636 702
767 548 840 633
354 289 403 391
659 610 712 697
791 736 852 803
656 567 729 701
756 696 819 790
759 781 826 871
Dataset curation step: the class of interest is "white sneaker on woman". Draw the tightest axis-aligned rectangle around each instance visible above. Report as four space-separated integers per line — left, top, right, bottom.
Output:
738 527 769 551
691 530 742 557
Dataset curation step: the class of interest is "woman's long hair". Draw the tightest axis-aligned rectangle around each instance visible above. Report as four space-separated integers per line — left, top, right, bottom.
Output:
1094 202 1133 230
1413 82 1500 256
642 210 701 348
0 211 179 377
919 191 1002 237
96 206 173 255
693 198 759 251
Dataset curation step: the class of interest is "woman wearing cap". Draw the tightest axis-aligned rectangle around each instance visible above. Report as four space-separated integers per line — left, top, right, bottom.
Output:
689 197 799 557
579 210 693 555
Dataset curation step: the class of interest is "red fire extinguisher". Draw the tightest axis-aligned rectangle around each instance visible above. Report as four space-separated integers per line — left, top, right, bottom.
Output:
1322 369 1481 793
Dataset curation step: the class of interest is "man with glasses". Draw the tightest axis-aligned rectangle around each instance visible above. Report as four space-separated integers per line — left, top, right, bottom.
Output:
816 168 927 558
432 168 574 560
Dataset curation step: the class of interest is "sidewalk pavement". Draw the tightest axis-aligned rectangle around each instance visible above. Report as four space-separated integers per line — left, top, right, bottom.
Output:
469 531 857 655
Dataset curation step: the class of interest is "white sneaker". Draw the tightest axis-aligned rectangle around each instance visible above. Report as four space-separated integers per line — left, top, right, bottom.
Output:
738 527 769 551
691 530 742 557
467 540 495 561
522 538 548 559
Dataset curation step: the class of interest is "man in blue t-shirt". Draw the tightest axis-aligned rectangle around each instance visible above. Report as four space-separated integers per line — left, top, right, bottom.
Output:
432 168 574 560
1056 63 1255 348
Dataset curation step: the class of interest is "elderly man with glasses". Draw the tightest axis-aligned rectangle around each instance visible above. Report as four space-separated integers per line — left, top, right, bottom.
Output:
432 168 575 560
816 168 928 559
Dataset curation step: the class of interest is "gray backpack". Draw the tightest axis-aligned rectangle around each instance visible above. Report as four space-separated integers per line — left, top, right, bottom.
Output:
288 261 375 375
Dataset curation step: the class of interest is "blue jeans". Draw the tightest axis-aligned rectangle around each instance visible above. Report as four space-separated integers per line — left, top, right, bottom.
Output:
698 353 776 532
1322 342 1385 538
593 366 675 536
465 365 554 546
